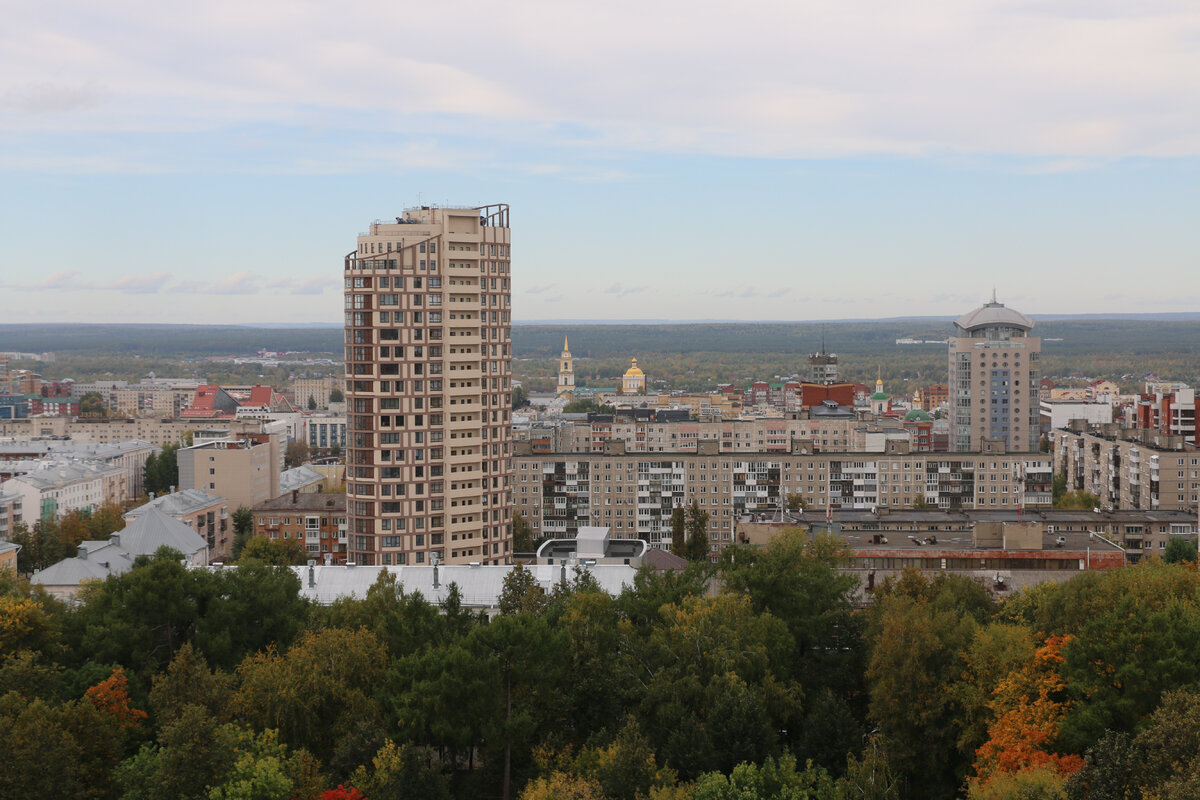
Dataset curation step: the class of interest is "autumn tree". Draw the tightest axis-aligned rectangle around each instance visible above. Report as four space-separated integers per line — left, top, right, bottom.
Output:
85 667 149 731
970 636 1084 792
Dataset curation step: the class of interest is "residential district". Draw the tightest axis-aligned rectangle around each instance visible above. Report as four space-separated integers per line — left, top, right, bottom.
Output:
1 205 1196 605
4 205 1200 800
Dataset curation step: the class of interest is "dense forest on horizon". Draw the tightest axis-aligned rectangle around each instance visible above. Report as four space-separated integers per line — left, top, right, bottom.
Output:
3 319 1198 397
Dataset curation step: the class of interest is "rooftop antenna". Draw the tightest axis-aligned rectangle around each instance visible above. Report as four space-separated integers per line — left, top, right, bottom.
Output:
991 286 997 304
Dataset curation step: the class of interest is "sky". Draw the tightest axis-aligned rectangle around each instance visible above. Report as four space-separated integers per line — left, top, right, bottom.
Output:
1 0 1198 325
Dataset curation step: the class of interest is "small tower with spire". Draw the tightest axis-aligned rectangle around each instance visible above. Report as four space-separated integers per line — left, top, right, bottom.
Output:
870 366 890 415
556 335 575 397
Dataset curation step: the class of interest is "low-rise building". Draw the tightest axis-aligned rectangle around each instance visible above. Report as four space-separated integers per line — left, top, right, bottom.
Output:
252 492 348 564
0 541 19 572
739 514 1128 601
0 491 23 540
124 488 231 559
1 460 127 521
31 507 209 600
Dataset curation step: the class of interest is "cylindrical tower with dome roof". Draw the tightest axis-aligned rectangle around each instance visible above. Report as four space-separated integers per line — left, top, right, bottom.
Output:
948 295 1041 454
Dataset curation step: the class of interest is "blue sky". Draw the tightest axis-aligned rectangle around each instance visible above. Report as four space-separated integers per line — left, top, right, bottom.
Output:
2 1 1198 324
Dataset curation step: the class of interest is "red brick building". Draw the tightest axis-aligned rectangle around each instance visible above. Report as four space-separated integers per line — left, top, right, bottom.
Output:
252 492 348 564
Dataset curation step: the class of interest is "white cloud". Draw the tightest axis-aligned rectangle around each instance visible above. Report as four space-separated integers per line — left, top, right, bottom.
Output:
1 0 1197 166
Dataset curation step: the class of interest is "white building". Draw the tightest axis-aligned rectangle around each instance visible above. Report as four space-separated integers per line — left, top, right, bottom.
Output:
1 460 126 521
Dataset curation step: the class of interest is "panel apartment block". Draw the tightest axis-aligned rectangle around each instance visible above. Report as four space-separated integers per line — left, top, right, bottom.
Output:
344 205 513 566
1053 426 1200 512
514 440 1052 558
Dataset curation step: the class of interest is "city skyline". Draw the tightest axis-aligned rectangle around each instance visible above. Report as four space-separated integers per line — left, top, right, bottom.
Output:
3 1 1199 323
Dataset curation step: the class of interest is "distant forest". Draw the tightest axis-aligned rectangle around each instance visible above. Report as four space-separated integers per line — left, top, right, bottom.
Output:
3 319 1198 397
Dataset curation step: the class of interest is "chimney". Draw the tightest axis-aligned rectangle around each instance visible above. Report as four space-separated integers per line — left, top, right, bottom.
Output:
77 544 87 560
292 489 299 504
170 485 176 494
307 559 316 588
109 533 120 548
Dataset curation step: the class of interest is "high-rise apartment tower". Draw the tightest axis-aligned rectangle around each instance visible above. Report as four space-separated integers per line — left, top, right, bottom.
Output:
948 295 1041 453
344 205 513 566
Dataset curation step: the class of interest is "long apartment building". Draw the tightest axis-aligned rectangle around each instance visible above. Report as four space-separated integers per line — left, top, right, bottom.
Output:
0 416 264 446
518 413 921 456
514 438 1051 553
1053 423 1199 512
344 205 514 566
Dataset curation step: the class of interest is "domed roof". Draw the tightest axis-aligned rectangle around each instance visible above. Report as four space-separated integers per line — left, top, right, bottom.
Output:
954 300 1034 332
623 358 644 377
870 391 889 401
904 408 932 421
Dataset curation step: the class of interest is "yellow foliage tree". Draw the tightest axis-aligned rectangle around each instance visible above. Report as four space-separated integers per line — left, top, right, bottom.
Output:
971 635 1084 790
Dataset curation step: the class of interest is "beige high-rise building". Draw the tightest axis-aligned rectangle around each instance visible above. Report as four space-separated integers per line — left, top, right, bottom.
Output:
948 296 1041 453
344 205 514 566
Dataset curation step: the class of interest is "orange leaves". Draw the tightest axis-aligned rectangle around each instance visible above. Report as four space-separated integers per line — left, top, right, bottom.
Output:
972 635 1084 788
84 667 148 730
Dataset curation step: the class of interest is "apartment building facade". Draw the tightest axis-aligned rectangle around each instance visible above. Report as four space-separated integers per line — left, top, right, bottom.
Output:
513 439 1052 555
178 434 281 511
252 492 348 564
948 298 1041 453
344 205 514 566
1053 425 1199 512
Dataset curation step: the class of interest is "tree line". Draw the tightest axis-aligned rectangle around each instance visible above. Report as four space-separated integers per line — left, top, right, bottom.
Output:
6 532 1200 798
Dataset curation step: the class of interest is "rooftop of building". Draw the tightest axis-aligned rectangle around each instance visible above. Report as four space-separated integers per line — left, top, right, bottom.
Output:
254 492 346 513
278 562 637 607
4 459 124 488
535 526 648 563
954 298 1035 333
279 466 325 493
124 489 226 520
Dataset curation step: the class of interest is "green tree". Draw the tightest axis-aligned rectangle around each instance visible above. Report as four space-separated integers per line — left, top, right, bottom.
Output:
786 493 807 511
669 506 686 557
684 500 710 562
284 440 310 469
329 387 344 403
237 535 307 566
866 574 988 800
80 391 108 418
1054 489 1100 510
719 531 859 697
234 627 387 770
691 755 835 800
512 385 529 409
1164 537 1198 564
307 395 317 410
498 563 548 616
145 442 182 496
512 513 536 553
9 519 68 572
349 740 453 800
0 690 127 800
230 506 254 560
68 547 216 679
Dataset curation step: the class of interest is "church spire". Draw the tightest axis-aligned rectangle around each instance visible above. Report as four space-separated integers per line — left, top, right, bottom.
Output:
563 335 569 352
